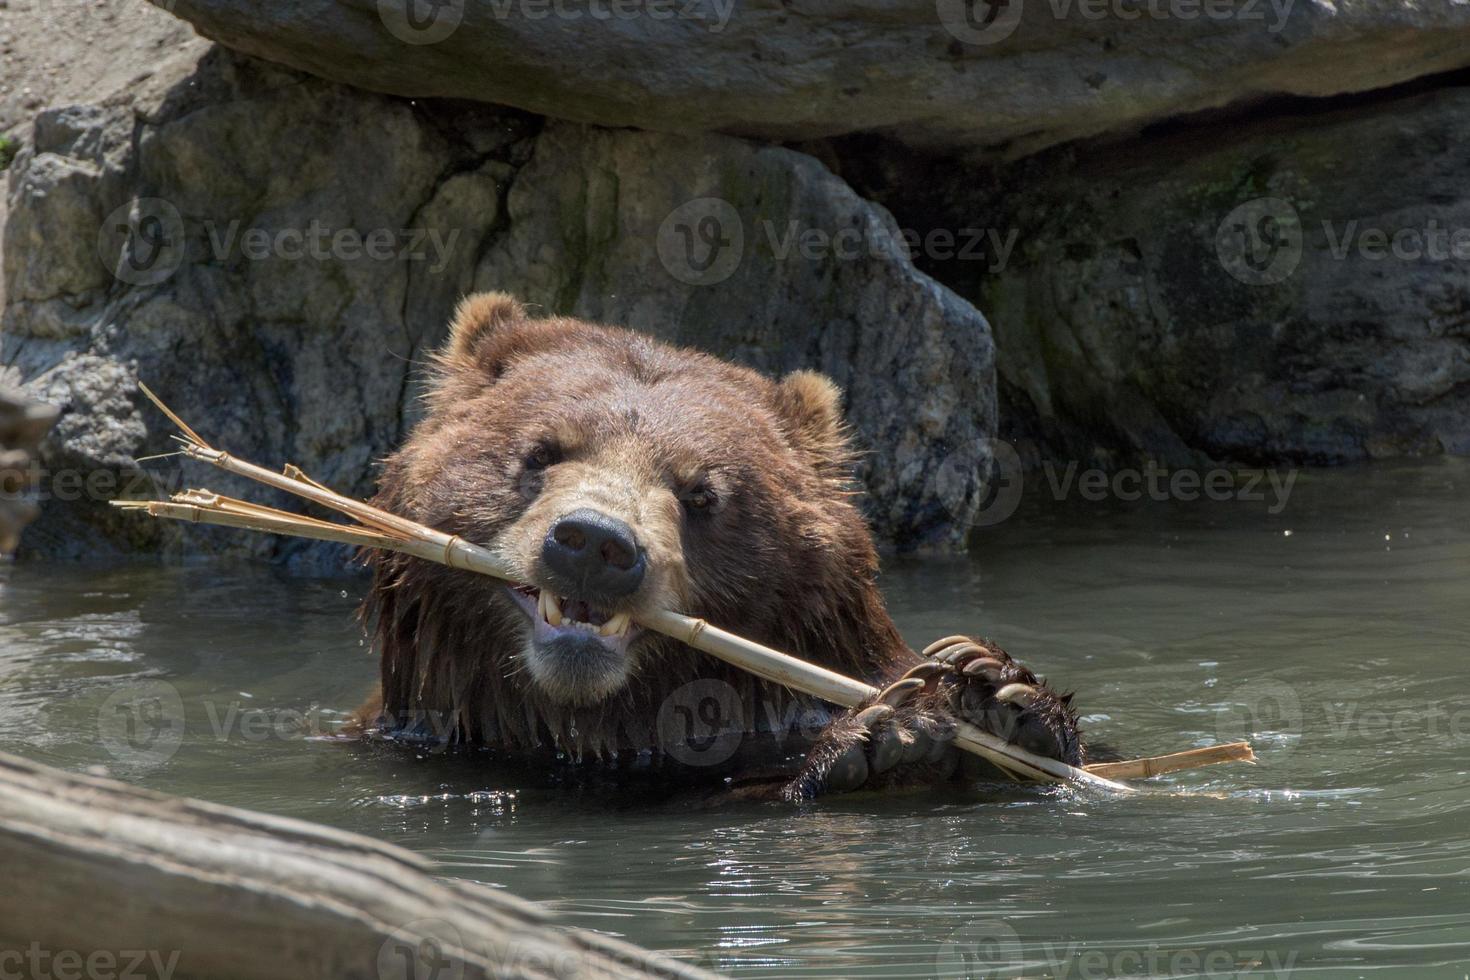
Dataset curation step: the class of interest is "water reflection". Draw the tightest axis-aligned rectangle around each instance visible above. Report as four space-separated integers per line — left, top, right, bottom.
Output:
0 460 1466 976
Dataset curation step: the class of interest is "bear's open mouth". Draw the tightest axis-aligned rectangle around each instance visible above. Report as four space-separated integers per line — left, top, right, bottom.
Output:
505 584 641 703
505 585 638 644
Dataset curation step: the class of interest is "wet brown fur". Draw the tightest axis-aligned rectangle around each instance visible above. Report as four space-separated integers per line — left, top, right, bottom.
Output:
355 293 913 765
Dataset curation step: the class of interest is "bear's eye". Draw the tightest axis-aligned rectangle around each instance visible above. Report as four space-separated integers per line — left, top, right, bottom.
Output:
681 485 718 515
525 442 560 471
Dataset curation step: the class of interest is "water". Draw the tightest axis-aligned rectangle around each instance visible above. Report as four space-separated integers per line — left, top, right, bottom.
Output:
2 461 1467 978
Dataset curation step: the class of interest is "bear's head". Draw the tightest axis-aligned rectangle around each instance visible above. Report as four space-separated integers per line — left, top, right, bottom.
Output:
364 294 904 749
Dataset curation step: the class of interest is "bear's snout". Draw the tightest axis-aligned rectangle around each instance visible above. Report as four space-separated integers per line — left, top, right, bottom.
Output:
542 508 646 600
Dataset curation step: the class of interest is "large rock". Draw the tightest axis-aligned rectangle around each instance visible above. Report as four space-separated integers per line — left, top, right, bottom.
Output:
2 50 538 563
1 47 997 562
474 124 997 549
154 0 1470 157
844 79 1470 468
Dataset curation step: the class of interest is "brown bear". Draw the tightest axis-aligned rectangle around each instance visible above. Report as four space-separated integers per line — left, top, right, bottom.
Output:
354 293 1085 800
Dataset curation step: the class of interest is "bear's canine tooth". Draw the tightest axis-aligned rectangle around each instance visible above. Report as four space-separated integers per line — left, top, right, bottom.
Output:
541 591 564 626
599 612 631 637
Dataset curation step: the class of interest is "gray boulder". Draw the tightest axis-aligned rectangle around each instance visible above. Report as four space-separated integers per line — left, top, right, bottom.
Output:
155 0 1470 157
849 80 1470 468
3 50 537 563
474 122 997 549
1 48 997 562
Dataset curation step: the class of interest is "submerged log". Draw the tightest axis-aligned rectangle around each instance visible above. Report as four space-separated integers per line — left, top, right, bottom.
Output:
0 752 717 979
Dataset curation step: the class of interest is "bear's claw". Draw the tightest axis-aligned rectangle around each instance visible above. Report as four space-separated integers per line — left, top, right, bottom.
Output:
921 635 974 657
993 682 1038 707
900 660 947 683
782 635 1083 801
852 703 895 727
875 677 928 705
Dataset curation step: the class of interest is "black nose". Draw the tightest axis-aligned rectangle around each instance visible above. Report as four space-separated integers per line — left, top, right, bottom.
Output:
542 508 646 599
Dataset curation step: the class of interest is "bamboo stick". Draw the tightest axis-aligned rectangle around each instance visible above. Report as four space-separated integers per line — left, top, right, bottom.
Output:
119 491 1116 789
118 386 1254 792
1083 742 1256 780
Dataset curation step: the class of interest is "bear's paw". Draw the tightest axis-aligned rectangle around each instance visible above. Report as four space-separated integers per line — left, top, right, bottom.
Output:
782 636 1084 801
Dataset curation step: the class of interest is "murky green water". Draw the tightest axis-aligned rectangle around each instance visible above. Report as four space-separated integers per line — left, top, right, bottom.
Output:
2 461 1468 978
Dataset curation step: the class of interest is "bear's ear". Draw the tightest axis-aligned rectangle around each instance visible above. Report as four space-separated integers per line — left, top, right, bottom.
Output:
772 370 852 475
440 291 539 380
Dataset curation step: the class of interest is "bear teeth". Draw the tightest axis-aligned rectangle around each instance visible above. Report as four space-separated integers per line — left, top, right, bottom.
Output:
539 590 564 627
600 612 632 637
535 590 630 638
